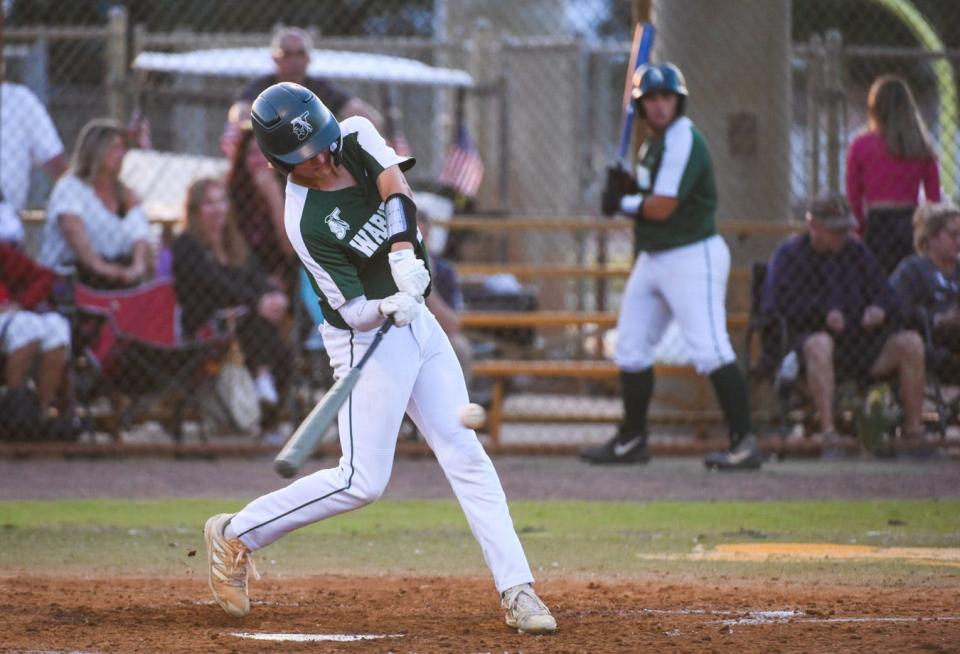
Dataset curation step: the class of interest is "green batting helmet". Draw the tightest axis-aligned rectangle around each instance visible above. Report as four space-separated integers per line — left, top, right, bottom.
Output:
631 63 688 118
251 82 341 172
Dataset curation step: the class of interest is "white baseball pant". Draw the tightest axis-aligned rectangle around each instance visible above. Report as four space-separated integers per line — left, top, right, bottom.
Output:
614 234 736 375
229 308 535 594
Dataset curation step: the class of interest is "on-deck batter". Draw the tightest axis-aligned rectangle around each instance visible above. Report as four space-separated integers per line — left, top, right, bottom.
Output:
580 62 763 470
201 83 556 635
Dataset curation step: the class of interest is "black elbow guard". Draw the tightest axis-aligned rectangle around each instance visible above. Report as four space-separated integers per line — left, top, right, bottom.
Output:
384 193 418 246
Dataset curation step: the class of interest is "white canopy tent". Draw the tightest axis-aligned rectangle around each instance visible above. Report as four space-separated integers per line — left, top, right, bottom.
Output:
132 47 474 88
125 48 474 216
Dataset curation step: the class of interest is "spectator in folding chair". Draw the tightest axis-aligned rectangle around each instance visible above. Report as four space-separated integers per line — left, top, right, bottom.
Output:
891 202 960 393
227 126 296 292
846 75 941 276
763 194 926 454
0 242 74 439
891 203 960 330
38 118 153 289
172 178 291 440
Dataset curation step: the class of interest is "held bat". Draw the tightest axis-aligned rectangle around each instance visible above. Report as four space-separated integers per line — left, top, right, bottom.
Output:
616 22 655 165
273 318 394 478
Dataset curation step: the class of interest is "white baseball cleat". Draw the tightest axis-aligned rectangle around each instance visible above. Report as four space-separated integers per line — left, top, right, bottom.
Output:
204 513 259 618
501 583 557 635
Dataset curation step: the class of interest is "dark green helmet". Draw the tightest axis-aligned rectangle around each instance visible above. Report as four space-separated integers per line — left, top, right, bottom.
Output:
631 63 688 117
251 82 341 171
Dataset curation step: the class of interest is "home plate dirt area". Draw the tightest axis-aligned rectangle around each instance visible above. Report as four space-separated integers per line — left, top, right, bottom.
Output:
2 575 958 653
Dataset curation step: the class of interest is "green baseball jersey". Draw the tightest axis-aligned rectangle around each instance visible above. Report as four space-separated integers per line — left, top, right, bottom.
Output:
634 116 717 252
284 116 428 330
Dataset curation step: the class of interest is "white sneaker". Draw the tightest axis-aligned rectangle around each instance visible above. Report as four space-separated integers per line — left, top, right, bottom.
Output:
501 583 557 635
204 513 259 617
254 372 279 405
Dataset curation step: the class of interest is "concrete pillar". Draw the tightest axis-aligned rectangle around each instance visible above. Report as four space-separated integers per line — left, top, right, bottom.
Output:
652 0 792 223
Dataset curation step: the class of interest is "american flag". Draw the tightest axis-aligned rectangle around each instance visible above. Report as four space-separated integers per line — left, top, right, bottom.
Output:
439 124 484 198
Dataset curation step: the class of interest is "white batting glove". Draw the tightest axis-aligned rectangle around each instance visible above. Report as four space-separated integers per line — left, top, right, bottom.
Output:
378 292 421 327
388 250 430 300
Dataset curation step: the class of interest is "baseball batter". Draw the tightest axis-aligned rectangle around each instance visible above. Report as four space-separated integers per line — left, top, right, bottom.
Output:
202 83 556 635
580 63 762 470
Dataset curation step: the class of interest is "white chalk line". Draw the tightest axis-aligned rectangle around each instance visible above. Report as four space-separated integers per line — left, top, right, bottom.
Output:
715 611 960 626
580 607 960 627
228 632 403 643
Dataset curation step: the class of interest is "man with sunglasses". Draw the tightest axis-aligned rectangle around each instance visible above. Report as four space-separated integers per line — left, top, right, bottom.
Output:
237 27 383 130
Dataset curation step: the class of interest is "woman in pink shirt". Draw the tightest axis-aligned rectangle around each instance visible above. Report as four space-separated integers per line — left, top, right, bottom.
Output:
846 75 940 275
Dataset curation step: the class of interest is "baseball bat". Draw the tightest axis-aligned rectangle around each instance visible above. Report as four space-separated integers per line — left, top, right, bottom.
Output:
616 22 655 164
274 318 394 478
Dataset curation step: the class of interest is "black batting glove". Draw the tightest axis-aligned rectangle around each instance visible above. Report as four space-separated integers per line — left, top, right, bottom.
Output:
601 185 623 217
600 165 638 217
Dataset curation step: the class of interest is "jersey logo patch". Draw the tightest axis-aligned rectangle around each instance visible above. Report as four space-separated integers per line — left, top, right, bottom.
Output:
291 111 313 141
325 208 349 240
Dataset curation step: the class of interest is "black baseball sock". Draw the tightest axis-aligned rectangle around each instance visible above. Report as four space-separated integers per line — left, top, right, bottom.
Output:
620 367 654 438
708 363 753 441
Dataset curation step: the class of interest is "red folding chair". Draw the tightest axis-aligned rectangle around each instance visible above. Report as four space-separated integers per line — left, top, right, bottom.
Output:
72 280 230 441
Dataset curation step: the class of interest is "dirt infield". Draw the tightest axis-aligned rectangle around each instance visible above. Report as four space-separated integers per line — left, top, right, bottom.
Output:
2 574 958 653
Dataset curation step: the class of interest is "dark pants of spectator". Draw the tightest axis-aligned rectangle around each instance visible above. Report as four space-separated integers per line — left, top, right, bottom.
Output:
865 206 916 276
235 313 291 400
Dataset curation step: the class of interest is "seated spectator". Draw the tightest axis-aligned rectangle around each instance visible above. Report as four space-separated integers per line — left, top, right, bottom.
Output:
219 100 254 161
891 203 960 365
39 118 152 289
763 194 926 446
237 26 383 130
227 127 295 291
416 200 473 386
846 75 940 275
172 178 291 435
0 71 68 245
0 243 73 438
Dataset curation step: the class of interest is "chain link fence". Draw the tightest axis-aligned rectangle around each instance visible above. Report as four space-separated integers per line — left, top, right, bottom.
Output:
1 0 958 450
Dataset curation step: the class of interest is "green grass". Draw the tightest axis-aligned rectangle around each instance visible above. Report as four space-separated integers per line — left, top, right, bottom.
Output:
0 499 957 582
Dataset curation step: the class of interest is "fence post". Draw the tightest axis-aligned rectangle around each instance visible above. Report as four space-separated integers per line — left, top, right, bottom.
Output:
806 34 823 199
106 5 129 122
466 18 502 210
824 30 844 194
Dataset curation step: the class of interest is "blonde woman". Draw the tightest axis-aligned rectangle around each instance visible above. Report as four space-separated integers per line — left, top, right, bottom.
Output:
846 75 941 275
39 118 152 288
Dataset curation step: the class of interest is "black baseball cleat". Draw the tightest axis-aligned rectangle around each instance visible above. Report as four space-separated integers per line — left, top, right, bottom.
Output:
703 433 763 471
579 428 650 464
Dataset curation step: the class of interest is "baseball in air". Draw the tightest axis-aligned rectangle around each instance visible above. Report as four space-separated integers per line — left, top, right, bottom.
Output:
457 403 487 429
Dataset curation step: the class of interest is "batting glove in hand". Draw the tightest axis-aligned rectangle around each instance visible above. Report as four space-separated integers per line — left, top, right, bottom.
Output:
389 250 430 300
601 165 638 217
379 292 420 327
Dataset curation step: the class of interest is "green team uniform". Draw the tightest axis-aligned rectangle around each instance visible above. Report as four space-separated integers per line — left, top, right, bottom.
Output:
582 62 760 470
633 115 717 253
284 117 429 329
614 113 735 376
